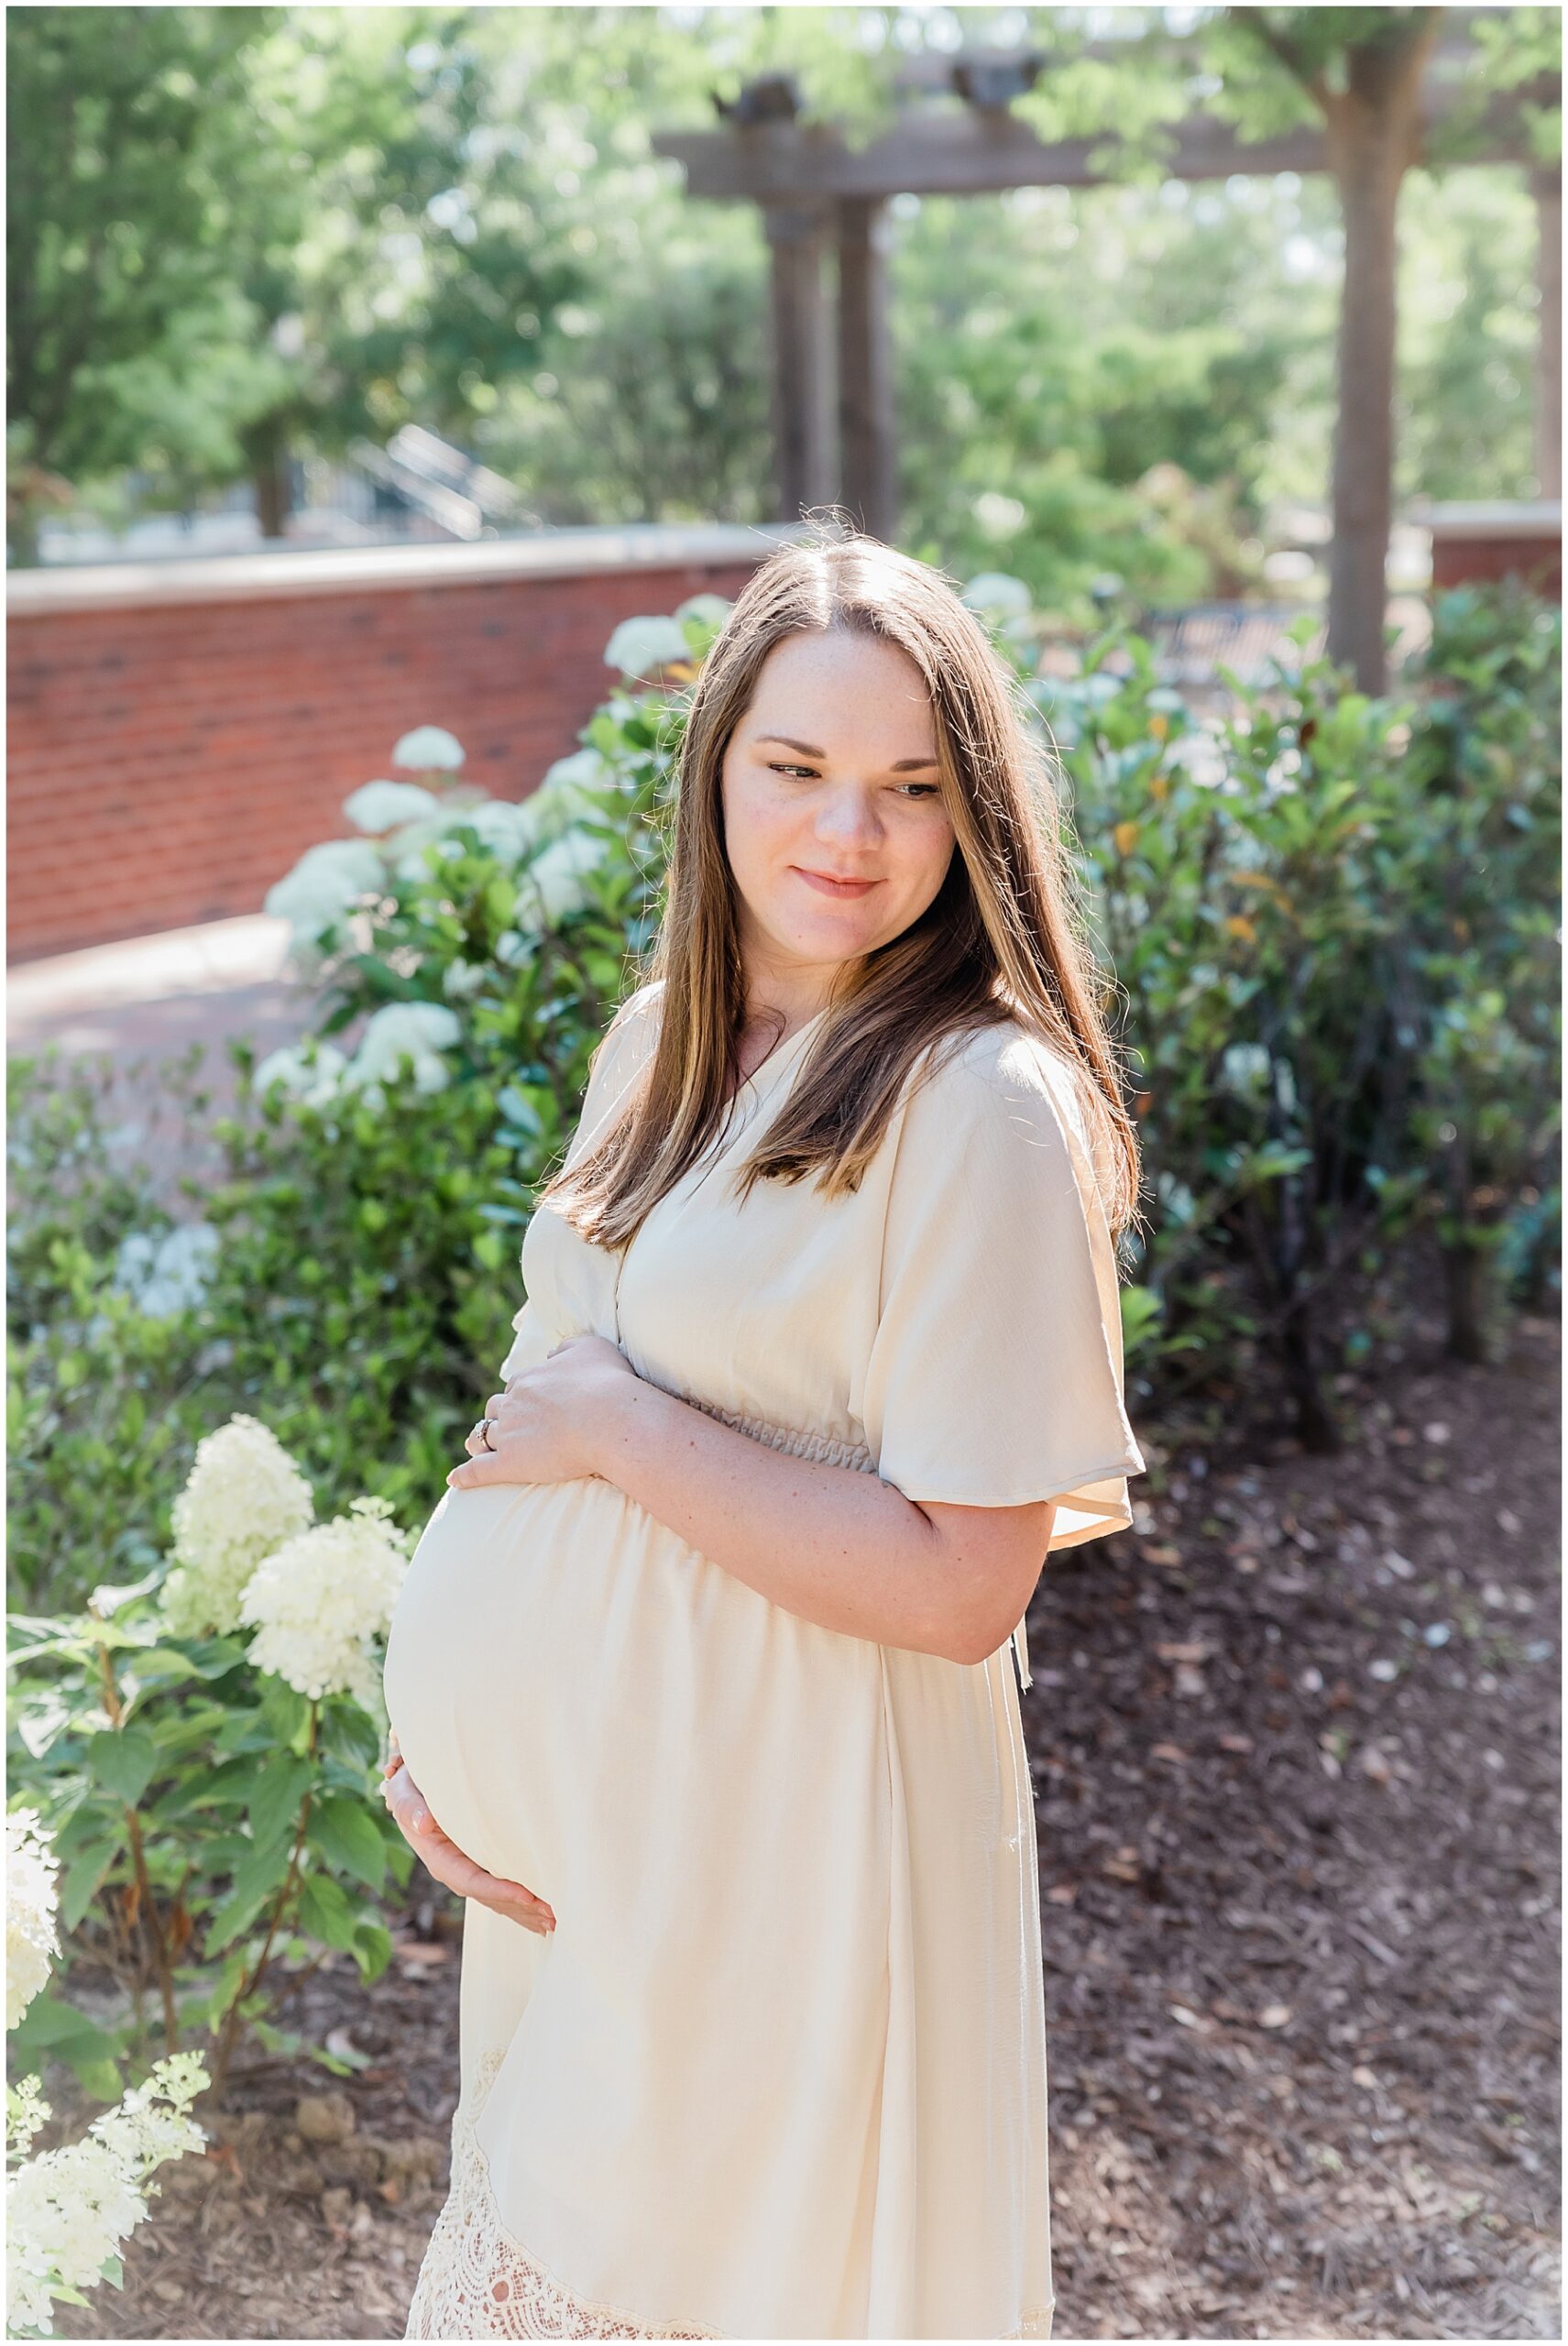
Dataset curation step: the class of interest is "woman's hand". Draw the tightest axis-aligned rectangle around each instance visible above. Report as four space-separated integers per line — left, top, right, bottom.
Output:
379 1733 555 1937
447 1332 637 1491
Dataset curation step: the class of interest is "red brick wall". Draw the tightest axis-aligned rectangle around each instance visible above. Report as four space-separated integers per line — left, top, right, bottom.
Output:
6 548 768 963
1430 531 1561 597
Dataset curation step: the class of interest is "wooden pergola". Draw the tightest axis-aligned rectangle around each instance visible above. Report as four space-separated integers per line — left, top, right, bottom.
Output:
652 57 1559 560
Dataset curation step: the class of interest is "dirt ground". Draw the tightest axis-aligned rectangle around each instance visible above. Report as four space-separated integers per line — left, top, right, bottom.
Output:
44 1283 1560 2343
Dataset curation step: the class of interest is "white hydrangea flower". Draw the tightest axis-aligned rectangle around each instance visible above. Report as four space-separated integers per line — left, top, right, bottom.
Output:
603 614 688 677
238 1496 412 1706
390 725 466 773
264 841 386 944
5 2051 206 2338
525 828 616 926
7 2076 49 2160
111 1223 219 1321
542 747 612 795
89 2050 208 2174
7 2134 144 2332
442 959 489 1003
960 572 1033 620
523 748 615 847
345 1001 464 1100
252 1040 349 1110
385 811 456 884
494 927 536 970
673 591 732 630
6 1809 60 2031
343 780 442 834
160 1417 315 1639
462 797 538 861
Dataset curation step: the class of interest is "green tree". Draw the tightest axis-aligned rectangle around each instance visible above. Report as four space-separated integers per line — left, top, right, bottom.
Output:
5 5 279 560
1203 5 1557 691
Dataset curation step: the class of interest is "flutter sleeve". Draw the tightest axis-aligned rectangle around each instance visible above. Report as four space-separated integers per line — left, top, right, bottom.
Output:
497 981 663 1381
860 1028 1146 1555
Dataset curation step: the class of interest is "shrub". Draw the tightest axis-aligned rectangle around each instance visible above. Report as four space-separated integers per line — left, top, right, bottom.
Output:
6 1803 209 2340
6 1416 415 2114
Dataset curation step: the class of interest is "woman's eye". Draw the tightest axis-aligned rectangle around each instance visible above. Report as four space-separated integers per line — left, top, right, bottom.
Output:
765 763 938 799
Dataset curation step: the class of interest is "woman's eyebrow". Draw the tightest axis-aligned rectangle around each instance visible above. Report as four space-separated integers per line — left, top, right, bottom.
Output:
755 733 939 771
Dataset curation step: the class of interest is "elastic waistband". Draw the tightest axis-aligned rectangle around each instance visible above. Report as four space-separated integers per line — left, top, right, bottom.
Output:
682 1392 1033 1690
684 1394 880 1475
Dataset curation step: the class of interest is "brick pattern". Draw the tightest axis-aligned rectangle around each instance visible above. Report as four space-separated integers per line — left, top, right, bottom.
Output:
1430 533 1561 597
7 560 759 963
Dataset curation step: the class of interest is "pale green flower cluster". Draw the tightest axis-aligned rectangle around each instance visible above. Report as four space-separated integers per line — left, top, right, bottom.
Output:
237 1496 411 1708
263 838 385 944
258 596 732 1115
345 1000 463 1104
602 611 689 677
159 1416 315 1639
111 1222 219 1321
5 2053 208 2339
7 1815 207 2338
5 1810 59 2032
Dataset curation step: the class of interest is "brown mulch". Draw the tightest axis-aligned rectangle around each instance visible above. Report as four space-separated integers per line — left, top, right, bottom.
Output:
45 1287 1560 2341
1028 1288 1560 2341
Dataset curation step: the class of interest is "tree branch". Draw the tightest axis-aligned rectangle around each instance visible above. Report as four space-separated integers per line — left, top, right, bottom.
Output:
1236 8 1337 116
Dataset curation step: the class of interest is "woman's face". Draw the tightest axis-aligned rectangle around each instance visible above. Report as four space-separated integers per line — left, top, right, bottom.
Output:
719 629 956 1009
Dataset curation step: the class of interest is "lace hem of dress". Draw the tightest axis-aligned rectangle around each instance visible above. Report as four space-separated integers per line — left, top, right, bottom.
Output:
403 2052 1056 2341
403 2052 723 2341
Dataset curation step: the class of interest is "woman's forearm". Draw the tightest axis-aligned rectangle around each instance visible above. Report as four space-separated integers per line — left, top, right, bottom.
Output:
587 1374 971 1661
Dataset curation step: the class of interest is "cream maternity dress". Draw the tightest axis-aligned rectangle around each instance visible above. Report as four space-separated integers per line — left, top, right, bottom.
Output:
383 978 1146 2341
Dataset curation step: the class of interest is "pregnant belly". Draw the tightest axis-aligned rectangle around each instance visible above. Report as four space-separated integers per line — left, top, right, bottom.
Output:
382 1476 655 1903
382 1472 891 1943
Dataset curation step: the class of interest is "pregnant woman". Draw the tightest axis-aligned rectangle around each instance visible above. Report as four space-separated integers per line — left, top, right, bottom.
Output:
380 525 1146 2341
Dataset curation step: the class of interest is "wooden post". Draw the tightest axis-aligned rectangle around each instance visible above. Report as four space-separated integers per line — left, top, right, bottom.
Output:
1532 162 1562 502
837 197 898 542
763 204 836 521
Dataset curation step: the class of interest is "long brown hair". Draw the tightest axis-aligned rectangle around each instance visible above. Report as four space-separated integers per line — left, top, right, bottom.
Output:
539 518 1143 1246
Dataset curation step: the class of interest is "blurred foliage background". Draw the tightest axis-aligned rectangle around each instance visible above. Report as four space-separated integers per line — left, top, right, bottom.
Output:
7 3 1557 602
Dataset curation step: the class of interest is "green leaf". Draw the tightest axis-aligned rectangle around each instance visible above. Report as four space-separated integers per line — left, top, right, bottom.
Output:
203 1830 296 1957
258 1676 312 1751
350 1917 392 1983
306 1794 389 1891
7 1989 124 2069
72 2055 126 2104
297 1869 360 1954
248 1755 314 1850
86 1725 159 1806
318 1701 380 1770
59 1836 122 1932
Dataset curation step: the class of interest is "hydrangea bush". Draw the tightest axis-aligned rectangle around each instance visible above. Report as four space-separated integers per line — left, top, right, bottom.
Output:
6 1413 415 2117
7 578 1558 1631
6 1806 209 2339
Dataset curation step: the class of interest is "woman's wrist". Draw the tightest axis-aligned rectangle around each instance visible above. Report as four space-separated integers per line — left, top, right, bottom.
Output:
588 1364 672 1485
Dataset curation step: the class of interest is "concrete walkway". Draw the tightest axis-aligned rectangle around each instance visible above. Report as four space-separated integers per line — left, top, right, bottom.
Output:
8 914 311 1066
8 915 322 1200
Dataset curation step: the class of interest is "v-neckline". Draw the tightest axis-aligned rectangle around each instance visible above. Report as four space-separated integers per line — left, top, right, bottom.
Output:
731 1004 830 1104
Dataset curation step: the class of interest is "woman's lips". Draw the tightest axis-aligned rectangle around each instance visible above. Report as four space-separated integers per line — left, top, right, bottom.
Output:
792 867 882 899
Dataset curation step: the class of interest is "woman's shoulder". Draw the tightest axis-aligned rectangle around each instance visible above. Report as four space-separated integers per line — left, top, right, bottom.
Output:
598 977 666 1067
608 975 666 1033
906 1012 1092 1144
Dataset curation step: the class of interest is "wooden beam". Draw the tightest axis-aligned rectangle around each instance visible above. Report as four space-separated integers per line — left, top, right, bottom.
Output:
837 199 897 542
653 84 1550 203
763 204 836 521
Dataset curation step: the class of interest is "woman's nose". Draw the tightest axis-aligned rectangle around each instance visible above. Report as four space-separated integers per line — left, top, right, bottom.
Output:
812 790 882 848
